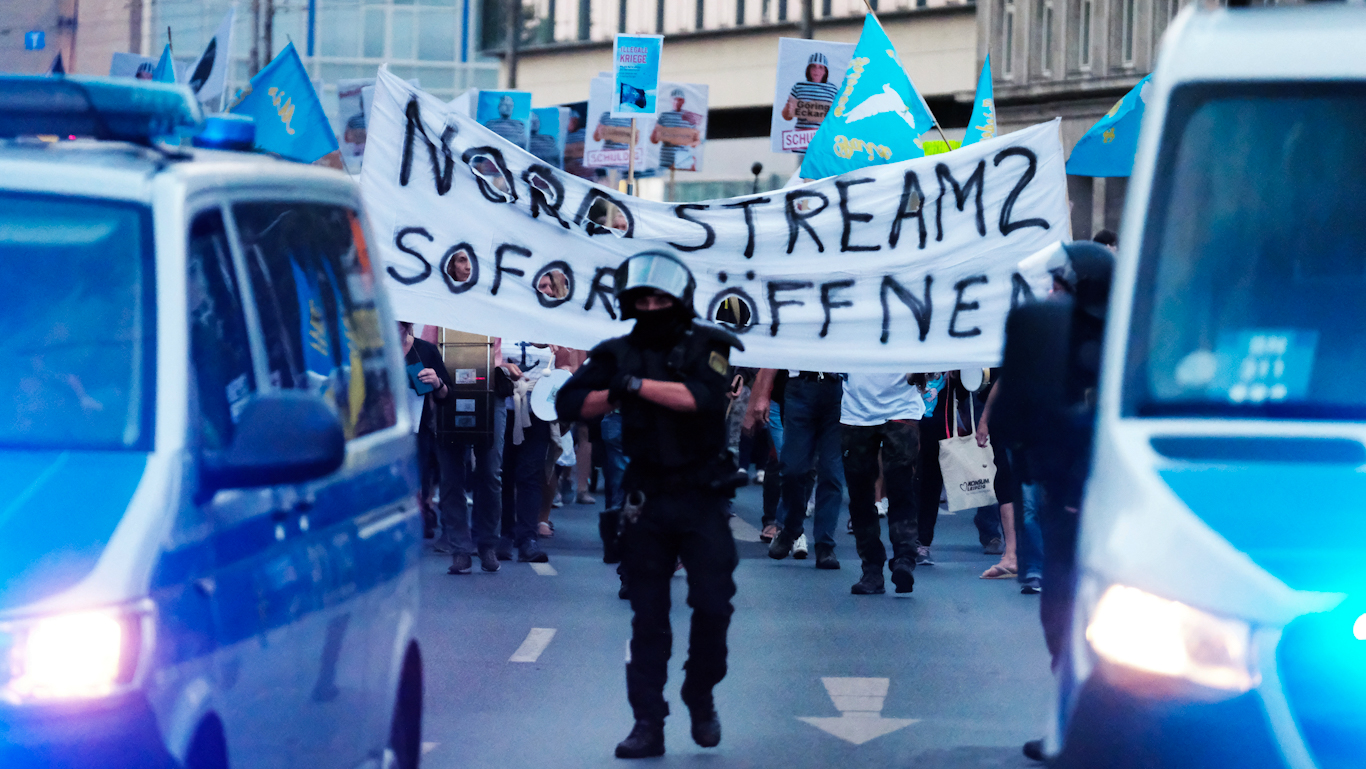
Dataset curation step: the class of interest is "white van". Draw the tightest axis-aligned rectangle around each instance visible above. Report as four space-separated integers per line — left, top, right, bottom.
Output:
1049 5 1366 769
0 77 423 769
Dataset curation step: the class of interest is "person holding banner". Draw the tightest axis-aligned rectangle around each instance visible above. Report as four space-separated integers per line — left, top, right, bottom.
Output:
555 252 744 759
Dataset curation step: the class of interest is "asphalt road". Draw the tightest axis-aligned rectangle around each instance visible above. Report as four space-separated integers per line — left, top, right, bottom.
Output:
416 484 1052 768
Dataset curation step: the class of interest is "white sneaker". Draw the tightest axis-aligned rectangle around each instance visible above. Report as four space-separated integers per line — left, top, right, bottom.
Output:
875 498 889 517
754 469 766 484
793 534 809 560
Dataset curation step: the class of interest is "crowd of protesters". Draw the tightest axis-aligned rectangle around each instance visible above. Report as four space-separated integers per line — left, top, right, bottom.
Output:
402 228 1120 596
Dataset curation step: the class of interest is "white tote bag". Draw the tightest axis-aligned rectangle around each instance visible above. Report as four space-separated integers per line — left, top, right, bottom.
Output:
938 393 998 512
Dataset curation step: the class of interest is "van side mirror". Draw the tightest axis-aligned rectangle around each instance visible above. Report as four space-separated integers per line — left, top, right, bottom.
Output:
201 392 346 493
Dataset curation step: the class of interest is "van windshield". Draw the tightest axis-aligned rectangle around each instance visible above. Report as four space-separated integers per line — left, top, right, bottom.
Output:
1125 83 1366 420
0 192 154 449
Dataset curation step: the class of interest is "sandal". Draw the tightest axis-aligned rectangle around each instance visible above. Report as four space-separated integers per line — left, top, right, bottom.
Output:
537 521 554 538
980 563 1017 580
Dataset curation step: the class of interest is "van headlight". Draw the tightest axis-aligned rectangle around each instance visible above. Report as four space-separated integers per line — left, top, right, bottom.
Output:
1085 584 1258 693
0 604 151 704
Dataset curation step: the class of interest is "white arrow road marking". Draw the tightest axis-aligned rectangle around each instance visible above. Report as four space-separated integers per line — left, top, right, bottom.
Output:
728 516 763 542
421 743 439 755
797 677 920 745
509 628 557 662
530 562 557 576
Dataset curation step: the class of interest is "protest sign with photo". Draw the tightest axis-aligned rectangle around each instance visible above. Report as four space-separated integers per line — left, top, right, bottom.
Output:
770 38 856 154
109 52 155 79
476 90 532 148
651 82 707 172
611 34 663 118
561 101 594 180
584 76 659 170
529 107 567 168
360 68 1068 372
338 78 373 174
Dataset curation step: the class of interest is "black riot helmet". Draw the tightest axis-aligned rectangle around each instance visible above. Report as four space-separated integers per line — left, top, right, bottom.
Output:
614 251 697 320
1058 241 1114 320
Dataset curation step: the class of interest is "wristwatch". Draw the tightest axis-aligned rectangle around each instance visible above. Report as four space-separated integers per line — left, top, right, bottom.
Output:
626 376 643 395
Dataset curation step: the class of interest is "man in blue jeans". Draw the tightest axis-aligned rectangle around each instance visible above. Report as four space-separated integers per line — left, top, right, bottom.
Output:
755 370 845 570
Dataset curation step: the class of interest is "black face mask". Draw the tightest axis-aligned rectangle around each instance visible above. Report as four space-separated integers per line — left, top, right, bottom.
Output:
629 305 691 349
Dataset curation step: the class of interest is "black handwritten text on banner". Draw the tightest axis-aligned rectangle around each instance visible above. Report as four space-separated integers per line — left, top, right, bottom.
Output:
359 68 1067 372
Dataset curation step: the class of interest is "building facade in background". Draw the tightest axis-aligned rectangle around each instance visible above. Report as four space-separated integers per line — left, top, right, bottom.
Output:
0 0 80 75
488 0 979 199
12 0 496 134
977 0 1173 236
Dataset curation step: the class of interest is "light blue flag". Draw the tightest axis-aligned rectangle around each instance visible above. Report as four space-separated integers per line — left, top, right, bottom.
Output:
231 42 338 163
152 45 176 84
1065 74 1152 177
799 15 936 180
960 55 996 147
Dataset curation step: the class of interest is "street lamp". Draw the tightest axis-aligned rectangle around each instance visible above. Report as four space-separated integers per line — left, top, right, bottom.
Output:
750 162 763 195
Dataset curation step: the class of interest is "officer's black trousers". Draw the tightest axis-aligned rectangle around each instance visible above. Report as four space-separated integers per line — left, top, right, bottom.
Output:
621 488 738 722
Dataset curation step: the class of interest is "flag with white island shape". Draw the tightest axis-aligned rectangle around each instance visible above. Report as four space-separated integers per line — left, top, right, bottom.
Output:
798 15 936 179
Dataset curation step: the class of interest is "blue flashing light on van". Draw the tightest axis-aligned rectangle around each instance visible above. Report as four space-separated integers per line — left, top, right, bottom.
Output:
0 76 423 769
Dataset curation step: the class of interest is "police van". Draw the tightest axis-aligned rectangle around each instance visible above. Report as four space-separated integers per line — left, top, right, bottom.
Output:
0 77 423 768
1041 5 1366 769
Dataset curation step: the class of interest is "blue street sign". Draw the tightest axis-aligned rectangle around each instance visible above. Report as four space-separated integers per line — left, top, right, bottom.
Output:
25 31 46 51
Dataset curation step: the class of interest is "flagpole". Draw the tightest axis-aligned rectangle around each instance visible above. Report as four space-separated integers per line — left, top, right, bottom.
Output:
858 2 953 150
626 118 637 196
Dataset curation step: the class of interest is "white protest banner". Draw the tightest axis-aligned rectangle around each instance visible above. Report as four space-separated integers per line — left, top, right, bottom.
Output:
360 68 1065 372
771 38 856 154
651 82 707 172
185 7 235 108
584 76 658 170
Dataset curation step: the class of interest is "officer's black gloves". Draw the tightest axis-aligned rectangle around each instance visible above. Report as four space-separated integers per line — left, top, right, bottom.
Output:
609 371 643 405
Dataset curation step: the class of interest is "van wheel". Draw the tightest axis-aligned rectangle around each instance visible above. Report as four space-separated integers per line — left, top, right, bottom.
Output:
389 643 423 769
185 716 229 769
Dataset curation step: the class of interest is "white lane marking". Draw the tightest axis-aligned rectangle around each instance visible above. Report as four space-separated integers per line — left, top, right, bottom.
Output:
728 515 763 542
530 562 557 576
421 742 439 755
509 628 557 663
797 677 919 745
624 639 632 664
358 507 418 539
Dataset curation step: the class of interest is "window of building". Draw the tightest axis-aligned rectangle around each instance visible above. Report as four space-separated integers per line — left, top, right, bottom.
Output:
1122 0 1136 65
1079 0 1092 69
1003 0 1015 77
1042 0 1055 75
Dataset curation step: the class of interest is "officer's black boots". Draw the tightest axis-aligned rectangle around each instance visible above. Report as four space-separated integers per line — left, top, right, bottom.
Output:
690 709 722 748
814 543 840 569
768 528 797 559
615 720 665 758
600 511 622 564
851 565 885 594
890 560 915 593
681 680 721 748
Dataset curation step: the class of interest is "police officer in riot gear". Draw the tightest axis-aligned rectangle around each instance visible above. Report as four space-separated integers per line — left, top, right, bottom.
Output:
996 240 1114 762
556 251 745 759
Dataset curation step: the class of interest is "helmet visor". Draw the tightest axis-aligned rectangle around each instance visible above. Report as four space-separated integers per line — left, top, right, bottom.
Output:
618 253 692 303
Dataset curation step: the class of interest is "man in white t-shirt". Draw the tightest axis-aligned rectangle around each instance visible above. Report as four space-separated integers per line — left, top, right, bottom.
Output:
840 373 925 595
